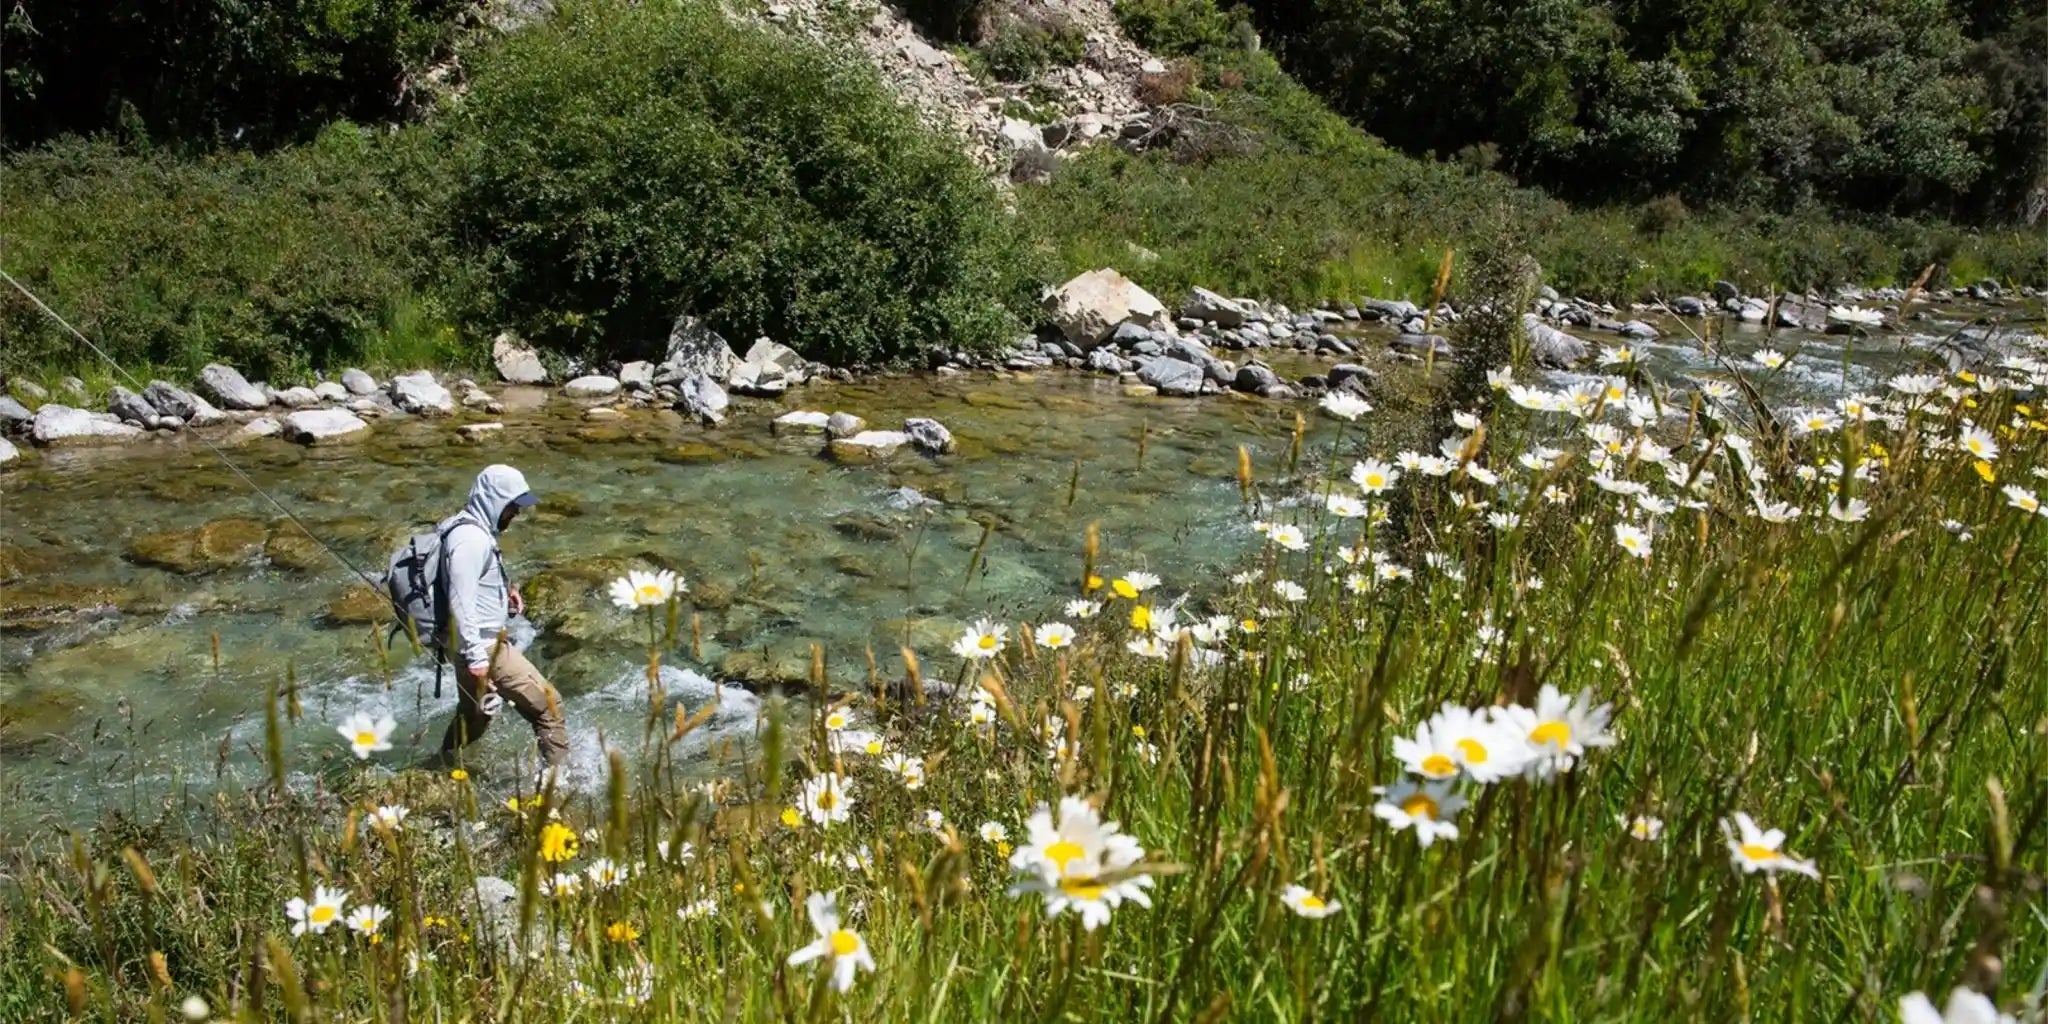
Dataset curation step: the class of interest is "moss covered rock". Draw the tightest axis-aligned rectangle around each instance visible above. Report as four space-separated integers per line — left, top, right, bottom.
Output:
127 517 269 574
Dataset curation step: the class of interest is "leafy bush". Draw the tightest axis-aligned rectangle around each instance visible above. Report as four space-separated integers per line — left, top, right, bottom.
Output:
981 13 1088 82
443 0 1031 367
0 129 441 381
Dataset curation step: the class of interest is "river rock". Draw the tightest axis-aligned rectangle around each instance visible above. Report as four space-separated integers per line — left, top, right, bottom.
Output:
1232 363 1280 394
1392 333 1452 358
31 405 145 446
1521 315 1589 368
284 408 368 444
142 381 226 427
1044 268 1167 348
1360 298 1421 322
0 438 17 465
324 584 391 626
827 412 865 439
107 386 159 425
237 417 283 441
903 417 954 454
312 381 349 402
264 529 328 572
457 422 505 443
389 371 454 415
677 373 728 425
1671 296 1706 317
128 517 269 574
275 386 322 409
342 368 379 395
772 410 831 435
828 430 912 464
1618 320 1659 340
1182 286 1251 327
492 332 549 385
562 375 621 399
1712 280 1741 302
0 395 31 432
656 315 738 385
619 361 655 391
199 364 269 410
729 338 803 395
1737 298 1769 322
1086 348 1126 374
1137 356 1205 396
11 380 47 402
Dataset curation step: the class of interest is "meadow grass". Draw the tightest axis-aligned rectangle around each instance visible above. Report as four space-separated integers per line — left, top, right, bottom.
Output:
2 335 2045 1022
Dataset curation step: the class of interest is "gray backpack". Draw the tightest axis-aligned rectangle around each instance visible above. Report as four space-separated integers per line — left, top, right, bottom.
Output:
384 518 496 693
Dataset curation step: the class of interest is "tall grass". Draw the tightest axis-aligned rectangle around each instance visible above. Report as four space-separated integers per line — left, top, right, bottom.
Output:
2 336 2045 1021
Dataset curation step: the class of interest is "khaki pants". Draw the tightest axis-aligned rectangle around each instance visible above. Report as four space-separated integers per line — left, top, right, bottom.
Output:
439 645 570 768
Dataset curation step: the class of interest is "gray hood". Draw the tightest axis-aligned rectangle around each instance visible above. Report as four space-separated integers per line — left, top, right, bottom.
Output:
461 464 535 536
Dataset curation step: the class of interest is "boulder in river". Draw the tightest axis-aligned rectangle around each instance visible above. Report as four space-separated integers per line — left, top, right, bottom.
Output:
729 338 804 395
274 386 322 409
31 405 145 446
1137 356 1205 396
284 408 369 445
1043 268 1167 348
1232 363 1280 394
656 315 738 385
313 381 349 403
389 371 455 415
1392 333 1452 358
341 368 380 395
1670 296 1706 317
199 363 269 410
562 375 621 399
618 361 655 392
828 430 912 464
1086 348 1126 374
1181 286 1251 327
677 373 728 425
0 395 32 432
107 386 159 425
903 417 954 454
0 437 18 465
142 381 227 426
492 332 549 385
827 412 866 439
772 410 831 435
1521 315 1589 368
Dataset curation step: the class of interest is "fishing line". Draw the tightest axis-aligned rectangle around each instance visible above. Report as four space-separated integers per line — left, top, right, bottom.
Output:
1 266 397 607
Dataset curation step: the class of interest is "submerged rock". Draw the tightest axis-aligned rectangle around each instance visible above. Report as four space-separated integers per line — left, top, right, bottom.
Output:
903 417 954 454
323 584 392 626
828 430 912 464
264 529 329 572
127 517 269 574
284 408 369 444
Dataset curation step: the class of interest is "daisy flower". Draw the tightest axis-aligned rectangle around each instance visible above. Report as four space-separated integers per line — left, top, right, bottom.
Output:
369 804 408 832
1613 522 1652 559
1372 779 1466 848
1320 391 1371 421
608 569 680 609
1326 493 1368 518
337 712 394 760
800 772 854 827
542 872 582 899
2001 485 2041 516
1751 348 1787 370
1352 458 1399 494
1622 814 1664 841
1065 599 1101 619
1899 987 2018 1024
585 858 630 889
1037 622 1076 649
344 904 389 942
285 886 348 936
787 892 874 993
1722 812 1819 879
1008 796 1154 931
1499 685 1616 775
952 619 1008 660
1267 524 1308 551
1280 884 1341 919
1426 704 1532 783
1123 571 1161 592
979 821 1009 844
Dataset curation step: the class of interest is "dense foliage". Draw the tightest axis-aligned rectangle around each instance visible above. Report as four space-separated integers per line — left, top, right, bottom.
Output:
443 1 1029 367
0 0 464 151
1119 0 2047 223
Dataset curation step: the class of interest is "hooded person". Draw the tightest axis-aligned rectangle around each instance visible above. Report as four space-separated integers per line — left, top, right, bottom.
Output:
438 464 570 775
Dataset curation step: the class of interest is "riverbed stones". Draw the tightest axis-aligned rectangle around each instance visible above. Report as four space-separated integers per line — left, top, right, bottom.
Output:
457 422 504 442
199 363 269 410
107 386 159 425
1044 268 1167 348
127 517 269 574
0 581 143 625
275 386 322 409
1232 363 1280 394
656 315 739 385
1617 320 1659 340
1137 356 1205 396
492 332 549 385
284 408 368 445
772 410 831 435
1521 315 1589 368
828 430 912 464
12 380 49 402
618 361 655 392
0 438 17 465
903 417 954 454
31 405 145 446
1671 296 1706 316
562 375 621 399
827 412 865 439
389 371 455 415
729 338 803 395
236 417 283 442
264 529 328 572
678 373 728 426
142 381 226 426
0 395 31 431
342 368 379 395
313 381 349 402
1182 286 1251 327
324 584 390 626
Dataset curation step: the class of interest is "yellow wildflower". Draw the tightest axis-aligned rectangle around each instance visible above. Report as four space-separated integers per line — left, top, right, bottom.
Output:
606 921 640 943
539 822 579 863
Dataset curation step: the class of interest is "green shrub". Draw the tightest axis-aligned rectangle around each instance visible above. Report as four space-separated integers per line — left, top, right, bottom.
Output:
981 14 1088 82
0 128 438 381
443 0 1031 367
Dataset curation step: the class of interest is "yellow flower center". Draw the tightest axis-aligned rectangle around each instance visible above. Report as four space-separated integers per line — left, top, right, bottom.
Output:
829 930 861 957
825 713 846 729
1299 894 1325 910
1420 754 1456 777
1059 876 1107 900
1630 821 1654 839
1400 794 1439 820
354 731 376 747
1364 473 1385 489
977 634 997 651
864 739 884 755
635 585 664 603
1530 721 1571 750
1740 844 1779 863
1241 619 1259 632
1455 738 1489 764
1622 537 1641 551
1113 579 1139 599
1044 839 1085 871
1045 634 1068 648
816 790 837 811
311 905 336 924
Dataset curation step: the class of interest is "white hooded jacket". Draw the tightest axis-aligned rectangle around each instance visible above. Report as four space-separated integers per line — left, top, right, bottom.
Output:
440 465 534 670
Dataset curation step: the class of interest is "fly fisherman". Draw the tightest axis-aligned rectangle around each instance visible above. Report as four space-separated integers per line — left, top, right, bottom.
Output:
438 464 570 778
